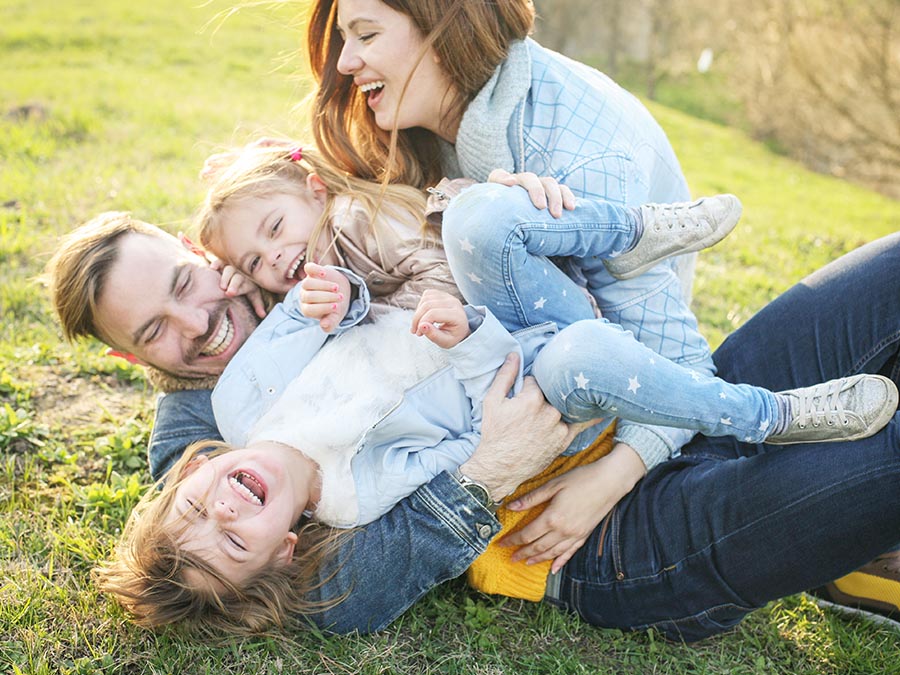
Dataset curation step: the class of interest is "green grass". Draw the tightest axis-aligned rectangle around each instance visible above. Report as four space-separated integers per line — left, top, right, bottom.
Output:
2 0 900 673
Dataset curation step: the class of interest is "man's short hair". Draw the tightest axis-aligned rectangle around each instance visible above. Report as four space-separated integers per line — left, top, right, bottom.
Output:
45 212 164 346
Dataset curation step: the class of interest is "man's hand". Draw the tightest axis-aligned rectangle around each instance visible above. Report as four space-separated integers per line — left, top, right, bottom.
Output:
299 262 351 332
499 442 647 573
410 289 470 349
459 353 595 500
487 169 576 218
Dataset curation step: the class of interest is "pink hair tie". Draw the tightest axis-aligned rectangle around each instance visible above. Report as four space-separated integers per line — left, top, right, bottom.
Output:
289 148 303 162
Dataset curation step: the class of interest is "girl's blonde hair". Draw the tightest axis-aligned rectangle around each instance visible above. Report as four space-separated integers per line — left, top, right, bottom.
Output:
306 0 535 187
94 441 348 635
196 143 429 270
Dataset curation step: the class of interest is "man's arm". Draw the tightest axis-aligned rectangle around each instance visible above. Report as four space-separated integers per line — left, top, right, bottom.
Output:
304 355 583 633
147 389 221 480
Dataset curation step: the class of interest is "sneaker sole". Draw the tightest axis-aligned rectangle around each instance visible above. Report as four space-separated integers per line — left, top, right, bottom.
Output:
766 374 899 445
807 591 900 630
607 195 743 280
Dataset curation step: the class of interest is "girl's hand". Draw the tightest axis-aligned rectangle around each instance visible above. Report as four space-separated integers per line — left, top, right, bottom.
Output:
410 289 470 348
487 168 576 218
498 442 646 573
299 262 351 332
208 257 267 319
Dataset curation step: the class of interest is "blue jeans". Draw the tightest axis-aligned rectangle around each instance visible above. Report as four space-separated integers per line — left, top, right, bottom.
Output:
444 183 780 444
550 232 900 641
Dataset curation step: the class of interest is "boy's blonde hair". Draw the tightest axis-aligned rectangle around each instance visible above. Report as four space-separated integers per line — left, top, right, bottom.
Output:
306 0 535 187
44 212 163 347
196 143 429 269
94 441 347 634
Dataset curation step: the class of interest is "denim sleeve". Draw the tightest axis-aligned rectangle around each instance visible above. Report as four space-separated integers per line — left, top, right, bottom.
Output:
304 471 500 634
147 389 221 481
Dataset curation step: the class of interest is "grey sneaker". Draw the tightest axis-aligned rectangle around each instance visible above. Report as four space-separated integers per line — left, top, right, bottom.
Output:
604 194 742 280
767 374 898 445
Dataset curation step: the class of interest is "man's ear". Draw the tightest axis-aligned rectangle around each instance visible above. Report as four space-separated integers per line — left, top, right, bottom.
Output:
177 231 210 261
306 173 329 206
106 349 145 366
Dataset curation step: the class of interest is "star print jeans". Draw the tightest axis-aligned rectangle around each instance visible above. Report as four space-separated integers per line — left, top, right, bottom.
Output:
442 183 781 443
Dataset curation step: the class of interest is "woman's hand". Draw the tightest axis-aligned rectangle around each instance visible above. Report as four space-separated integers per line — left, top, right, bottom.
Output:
487 168 576 218
499 443 647 573
460 354 595 500
410 289 470 348
299 262 351 332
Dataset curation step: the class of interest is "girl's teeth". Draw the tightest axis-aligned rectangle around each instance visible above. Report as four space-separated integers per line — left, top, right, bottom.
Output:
360 81 385 93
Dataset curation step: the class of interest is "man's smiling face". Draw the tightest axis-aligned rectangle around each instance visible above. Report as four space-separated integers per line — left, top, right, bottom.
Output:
94 232 260 378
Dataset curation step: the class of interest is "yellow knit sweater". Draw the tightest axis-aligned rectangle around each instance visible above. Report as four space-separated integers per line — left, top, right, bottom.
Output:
466 425 616 600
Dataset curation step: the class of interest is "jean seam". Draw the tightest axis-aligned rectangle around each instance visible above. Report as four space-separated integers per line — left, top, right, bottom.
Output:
620 459 900 585
850 329 900 377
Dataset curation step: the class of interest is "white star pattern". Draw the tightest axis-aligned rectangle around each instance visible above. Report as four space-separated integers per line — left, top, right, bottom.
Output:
458 238 474 254
574 372 590 389
467 272 483 284
562 289 567 297
719 392 727 399
534 297 547 310
563 342 572 352
759 420 770 431
628 376 641 394
689 370 701 381
649 357 656 365
744 436 753 442
543 268 549 276
720 417 733 426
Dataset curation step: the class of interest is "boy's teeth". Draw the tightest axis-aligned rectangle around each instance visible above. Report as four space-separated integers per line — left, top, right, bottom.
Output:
360 80 385 93
200 314 234 356
230 472 264 505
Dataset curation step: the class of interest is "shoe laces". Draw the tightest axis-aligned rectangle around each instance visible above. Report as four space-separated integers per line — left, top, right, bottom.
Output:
793 379 850 429
645 202 706 231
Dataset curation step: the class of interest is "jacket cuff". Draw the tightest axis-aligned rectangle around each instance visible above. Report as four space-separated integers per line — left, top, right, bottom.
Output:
613 423 674 472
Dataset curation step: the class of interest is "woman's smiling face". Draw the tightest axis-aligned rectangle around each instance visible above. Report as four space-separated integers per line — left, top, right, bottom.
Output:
334 0 460 141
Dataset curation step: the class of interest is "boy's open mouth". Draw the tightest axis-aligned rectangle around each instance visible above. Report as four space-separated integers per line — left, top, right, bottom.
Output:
229 470 266 506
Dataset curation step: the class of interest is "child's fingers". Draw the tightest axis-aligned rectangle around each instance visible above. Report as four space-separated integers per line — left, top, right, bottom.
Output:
248 288 267 318
300 276 344 293
300 290 345 306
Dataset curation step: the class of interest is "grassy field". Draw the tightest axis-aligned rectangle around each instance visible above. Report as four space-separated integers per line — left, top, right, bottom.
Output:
2 0 900 673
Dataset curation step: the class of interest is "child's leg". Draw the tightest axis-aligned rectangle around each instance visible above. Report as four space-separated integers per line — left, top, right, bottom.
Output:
533 319 899 444
532 319 780 441
442 182 636 332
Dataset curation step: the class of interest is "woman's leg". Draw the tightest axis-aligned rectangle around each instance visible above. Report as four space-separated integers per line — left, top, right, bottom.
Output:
532 319 780 442
554 419 900 642
442 182 637 332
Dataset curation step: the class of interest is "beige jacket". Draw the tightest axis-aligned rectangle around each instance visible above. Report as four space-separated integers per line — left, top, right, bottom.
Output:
327 194 462 310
